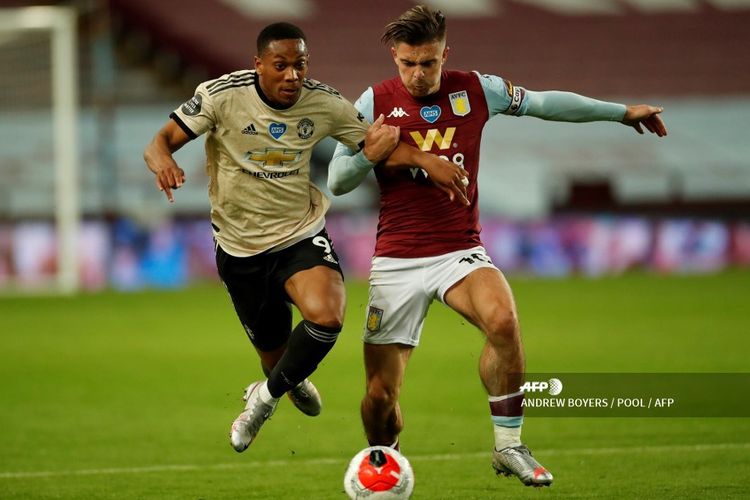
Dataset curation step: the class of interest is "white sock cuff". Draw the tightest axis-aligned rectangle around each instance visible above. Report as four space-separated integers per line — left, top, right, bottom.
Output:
259 380 279 404
488 390 524 402
494 424 522 450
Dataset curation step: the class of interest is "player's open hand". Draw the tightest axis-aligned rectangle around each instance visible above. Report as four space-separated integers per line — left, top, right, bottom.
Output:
420 155 470 206
364 114 400 163
622 105 667 137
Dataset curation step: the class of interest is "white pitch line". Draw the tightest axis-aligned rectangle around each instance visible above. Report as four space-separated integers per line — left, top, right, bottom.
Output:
1 442 748 480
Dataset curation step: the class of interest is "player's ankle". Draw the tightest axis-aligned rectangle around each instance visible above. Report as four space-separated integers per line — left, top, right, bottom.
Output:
494 424 522 450
258 380 280 405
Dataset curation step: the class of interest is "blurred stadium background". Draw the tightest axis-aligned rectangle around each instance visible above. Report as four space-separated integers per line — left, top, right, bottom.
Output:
1 0 749 292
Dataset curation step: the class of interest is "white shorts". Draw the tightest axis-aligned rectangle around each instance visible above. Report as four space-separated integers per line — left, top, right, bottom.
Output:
363 246 498 346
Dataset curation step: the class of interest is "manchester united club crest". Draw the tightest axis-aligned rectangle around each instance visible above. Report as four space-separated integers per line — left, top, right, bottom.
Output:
366 306 384 332
297 117 315 139
449 91 471 116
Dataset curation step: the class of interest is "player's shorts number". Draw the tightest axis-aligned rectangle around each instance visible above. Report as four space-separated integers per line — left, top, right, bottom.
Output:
313 235 333 256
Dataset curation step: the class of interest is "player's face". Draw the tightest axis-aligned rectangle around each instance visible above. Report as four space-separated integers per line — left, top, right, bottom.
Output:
255 39 309 107
391 40 448 98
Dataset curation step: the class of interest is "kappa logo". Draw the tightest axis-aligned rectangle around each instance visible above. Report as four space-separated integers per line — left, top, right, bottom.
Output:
241 123 258 135
387 107 410 118
409 127 456 151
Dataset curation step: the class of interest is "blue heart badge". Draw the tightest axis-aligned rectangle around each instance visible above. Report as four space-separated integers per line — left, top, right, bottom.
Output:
268 122 287 140
420 105 441 124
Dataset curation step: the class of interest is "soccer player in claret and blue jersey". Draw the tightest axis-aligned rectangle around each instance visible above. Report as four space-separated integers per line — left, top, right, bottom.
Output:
329 5 667 488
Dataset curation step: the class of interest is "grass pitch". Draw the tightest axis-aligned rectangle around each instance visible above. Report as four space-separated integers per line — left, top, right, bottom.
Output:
1 271 749 499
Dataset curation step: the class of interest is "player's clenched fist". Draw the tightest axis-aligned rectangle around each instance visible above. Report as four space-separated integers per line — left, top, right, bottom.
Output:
363 114 400 163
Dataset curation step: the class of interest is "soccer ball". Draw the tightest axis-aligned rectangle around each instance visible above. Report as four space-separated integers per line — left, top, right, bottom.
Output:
343 446 414 499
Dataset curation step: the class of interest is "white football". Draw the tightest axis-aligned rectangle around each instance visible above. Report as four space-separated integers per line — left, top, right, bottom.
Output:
343 446 414 499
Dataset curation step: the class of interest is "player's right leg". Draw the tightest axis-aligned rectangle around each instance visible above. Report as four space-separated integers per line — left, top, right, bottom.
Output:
215 243 293 452
360 255 430 449
362 343 413 448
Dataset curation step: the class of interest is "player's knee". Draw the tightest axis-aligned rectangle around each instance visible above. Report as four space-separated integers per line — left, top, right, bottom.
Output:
300 299 345 330
484 310 519 345
304 310 343 331
365 379 399 411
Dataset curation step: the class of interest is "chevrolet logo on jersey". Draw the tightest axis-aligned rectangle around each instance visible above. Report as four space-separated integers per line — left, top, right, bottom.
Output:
244 148 301 167
409 127 456 151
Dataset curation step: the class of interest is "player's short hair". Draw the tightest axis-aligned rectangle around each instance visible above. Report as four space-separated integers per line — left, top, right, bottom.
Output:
381 5 446 46
257 22 307 55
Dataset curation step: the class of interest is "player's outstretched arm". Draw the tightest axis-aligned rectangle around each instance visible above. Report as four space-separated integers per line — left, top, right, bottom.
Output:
522 90 667 138
622 104 667 137
143 120 191 203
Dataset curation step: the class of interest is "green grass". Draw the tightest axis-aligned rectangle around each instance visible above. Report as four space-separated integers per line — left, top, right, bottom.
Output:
1 271 749 499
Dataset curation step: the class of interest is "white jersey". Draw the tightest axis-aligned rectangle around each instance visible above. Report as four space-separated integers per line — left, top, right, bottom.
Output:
172 70 368 256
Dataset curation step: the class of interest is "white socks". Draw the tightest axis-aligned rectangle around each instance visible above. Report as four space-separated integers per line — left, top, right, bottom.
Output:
258 380 280 405
494 424 522 450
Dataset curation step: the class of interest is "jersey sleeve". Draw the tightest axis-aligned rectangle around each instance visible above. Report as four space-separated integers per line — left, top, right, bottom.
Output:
329 94 369 152
327 88 376 195
353 87 375 124
478 71 626 122
169 81 217 139
476 72 529 117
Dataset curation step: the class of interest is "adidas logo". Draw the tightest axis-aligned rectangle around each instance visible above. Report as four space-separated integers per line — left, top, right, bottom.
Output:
241 123 258 135
387 107 409 118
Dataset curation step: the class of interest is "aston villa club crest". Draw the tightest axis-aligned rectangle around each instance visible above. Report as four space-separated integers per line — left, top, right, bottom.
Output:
366 306 384 332
449 91 471 116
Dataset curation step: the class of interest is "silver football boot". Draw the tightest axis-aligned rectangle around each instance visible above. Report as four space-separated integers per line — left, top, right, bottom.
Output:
287 378 322 416
229 381 278 452
492 444 554 487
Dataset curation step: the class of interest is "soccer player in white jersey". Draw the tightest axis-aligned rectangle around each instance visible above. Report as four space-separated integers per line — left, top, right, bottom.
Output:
328 5 667 487
144 22 468 453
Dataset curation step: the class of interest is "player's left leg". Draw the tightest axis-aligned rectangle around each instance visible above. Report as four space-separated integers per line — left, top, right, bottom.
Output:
264 228 346 401
443 265 553 487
